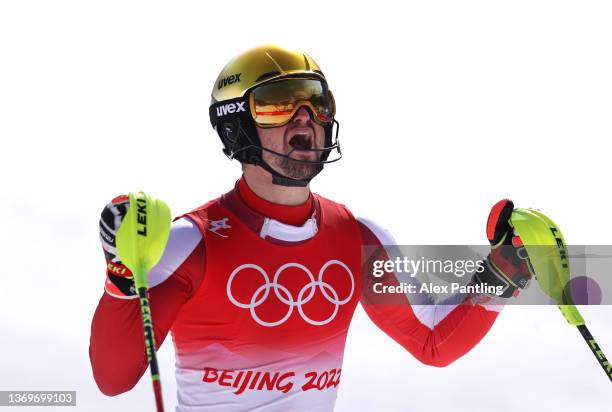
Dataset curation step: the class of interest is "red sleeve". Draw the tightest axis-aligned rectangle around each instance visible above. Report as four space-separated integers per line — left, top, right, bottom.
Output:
89 239 205 396
358 220 500 367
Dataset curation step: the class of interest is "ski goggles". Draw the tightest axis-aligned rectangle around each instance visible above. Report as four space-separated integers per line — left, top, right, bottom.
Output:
248 78 335 128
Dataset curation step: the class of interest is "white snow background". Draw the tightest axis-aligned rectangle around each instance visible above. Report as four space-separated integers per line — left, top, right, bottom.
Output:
1 1 611 411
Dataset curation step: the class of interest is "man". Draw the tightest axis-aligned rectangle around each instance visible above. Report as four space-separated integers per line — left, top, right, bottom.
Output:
90 44 530 411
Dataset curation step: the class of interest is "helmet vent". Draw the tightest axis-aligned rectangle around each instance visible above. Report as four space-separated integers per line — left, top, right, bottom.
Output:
303 54 311 70
265 51 284 73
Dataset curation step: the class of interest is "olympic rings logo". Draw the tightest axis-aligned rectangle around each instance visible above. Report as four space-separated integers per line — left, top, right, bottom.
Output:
226 260 354 327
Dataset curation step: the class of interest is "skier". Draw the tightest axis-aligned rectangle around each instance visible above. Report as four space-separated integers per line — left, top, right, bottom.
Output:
90 44 531 411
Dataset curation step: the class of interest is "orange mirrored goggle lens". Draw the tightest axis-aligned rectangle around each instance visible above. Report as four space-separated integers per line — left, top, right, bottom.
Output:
250 78 335 127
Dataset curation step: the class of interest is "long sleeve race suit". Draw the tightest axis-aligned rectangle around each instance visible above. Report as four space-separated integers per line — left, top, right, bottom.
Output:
90 179 501 411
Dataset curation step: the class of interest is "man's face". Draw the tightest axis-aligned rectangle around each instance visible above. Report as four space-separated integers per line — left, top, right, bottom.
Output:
256 107 325 181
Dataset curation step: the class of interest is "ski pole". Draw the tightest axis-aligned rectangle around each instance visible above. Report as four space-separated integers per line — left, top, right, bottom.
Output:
116 191 171 411
558 305 612 382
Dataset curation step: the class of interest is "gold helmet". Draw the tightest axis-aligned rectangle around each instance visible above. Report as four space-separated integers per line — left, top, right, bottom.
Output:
209 44 341 187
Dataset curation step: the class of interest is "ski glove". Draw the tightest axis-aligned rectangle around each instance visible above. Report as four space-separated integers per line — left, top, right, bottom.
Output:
472 199 534 298
99 195 138 298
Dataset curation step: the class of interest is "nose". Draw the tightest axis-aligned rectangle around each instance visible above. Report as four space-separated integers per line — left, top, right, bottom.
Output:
291 106 313 124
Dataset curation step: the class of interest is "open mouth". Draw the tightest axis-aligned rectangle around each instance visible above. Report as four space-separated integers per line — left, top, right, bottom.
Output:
289 133 313 151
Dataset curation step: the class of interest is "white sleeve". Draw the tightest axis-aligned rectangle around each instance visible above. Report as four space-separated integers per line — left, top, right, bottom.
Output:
147 217 202 288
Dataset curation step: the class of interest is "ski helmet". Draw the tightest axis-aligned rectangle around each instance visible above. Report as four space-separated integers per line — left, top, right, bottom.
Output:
209 44 341 187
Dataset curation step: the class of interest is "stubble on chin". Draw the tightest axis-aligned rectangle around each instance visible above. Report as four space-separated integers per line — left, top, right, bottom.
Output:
279 156 322 179
263 151 322 180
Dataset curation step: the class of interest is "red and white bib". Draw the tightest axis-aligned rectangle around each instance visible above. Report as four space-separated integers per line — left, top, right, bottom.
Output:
171 195 362 411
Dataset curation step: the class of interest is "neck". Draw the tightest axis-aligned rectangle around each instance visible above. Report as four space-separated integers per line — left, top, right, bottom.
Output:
242 164 310 205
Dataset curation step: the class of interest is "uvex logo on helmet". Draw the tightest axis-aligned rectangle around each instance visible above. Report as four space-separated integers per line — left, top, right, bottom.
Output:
216 102 246 117
217 73 242 89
